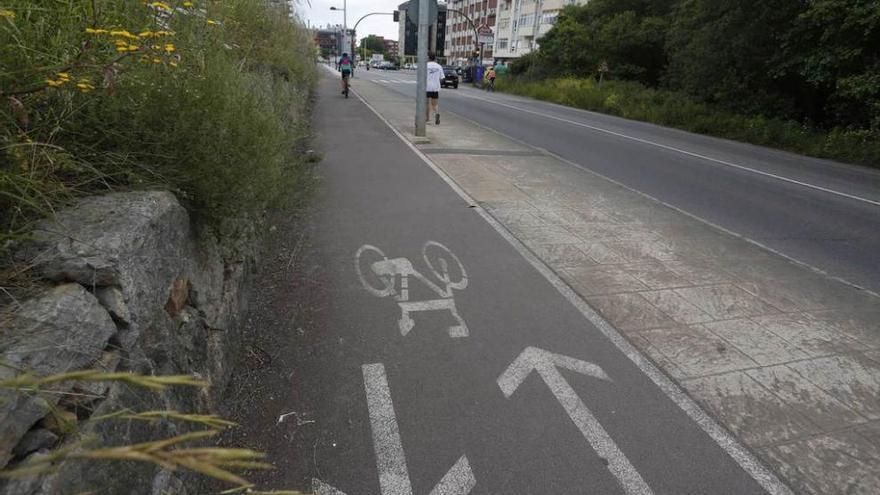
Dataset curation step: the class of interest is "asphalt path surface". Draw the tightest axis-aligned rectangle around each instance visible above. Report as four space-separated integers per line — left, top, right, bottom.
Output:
355 69 880 294
289 70 784 494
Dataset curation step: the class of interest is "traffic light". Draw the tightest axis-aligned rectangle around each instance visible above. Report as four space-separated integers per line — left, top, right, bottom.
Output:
393 10 400 22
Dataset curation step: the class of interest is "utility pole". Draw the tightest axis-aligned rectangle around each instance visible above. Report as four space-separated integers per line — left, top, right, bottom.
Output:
343 0 347 55
415 0 429 137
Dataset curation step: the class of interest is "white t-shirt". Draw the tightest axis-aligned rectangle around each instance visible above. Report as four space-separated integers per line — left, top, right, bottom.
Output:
426 61 443 92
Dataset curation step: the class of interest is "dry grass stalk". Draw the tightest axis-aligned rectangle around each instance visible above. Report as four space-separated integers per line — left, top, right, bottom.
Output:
0 430 275 488
0 370 208 392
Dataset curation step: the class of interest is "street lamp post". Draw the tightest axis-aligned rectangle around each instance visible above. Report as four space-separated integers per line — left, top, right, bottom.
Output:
330 2 350 60
445 7 480 81
351 13 395 69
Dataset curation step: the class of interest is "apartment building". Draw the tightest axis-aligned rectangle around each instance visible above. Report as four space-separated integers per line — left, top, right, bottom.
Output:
383 39 400 57
444 0 498 66
494 0 584 63
398 1 447 62
313 26 356 60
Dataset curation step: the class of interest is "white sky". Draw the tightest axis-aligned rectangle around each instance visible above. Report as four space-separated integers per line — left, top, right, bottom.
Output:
297 0 403 41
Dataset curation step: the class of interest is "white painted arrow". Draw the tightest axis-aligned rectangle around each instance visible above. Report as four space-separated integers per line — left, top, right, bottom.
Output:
313 363 476 495
498 347 654 495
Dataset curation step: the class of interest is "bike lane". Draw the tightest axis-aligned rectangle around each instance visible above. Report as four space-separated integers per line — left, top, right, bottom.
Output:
283 70 786 494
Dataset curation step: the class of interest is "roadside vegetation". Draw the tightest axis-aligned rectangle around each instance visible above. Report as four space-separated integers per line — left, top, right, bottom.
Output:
501 0 880 167
0 0 317 263
0 370 303 493
1 0 316 491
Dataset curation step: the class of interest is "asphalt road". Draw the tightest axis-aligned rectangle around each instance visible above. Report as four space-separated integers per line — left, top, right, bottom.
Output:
355 69 880 294
269 70 789 494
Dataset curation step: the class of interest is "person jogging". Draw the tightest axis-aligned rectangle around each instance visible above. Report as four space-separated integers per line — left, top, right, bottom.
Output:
426 52 443 125
338 52 354 96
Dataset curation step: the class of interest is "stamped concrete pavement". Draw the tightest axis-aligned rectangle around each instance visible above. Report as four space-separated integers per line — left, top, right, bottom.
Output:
350 71 880 495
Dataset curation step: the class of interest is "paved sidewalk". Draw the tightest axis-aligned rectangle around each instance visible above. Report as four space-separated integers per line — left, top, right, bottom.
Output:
353 79 880 494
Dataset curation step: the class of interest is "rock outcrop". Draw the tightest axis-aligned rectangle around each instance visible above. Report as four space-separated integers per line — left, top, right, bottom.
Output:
0 191 254 494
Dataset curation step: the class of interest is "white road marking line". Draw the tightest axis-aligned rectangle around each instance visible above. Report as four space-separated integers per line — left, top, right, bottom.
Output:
364 363 413 495
451 110 880 298
428 456 476 495
451 91 880 207
313 363 476 495
313 478 348 495
499 347 653 495
363 363 476 495
352 88 794 495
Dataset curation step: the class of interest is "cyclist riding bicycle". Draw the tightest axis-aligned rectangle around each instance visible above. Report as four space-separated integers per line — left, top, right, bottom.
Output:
338 52 354 95
485 66 496 92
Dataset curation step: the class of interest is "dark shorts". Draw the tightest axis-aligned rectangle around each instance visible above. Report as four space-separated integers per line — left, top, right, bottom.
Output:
341 70 351 79
426 91 439 99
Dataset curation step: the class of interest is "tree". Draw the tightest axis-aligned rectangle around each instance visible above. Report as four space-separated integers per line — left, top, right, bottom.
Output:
774 0 880 128
359 35 385 54
533 0 673 85
663 0 805 117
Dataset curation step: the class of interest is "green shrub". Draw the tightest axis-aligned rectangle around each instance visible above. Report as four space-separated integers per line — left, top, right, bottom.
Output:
0 0 316 251
495 75 880 167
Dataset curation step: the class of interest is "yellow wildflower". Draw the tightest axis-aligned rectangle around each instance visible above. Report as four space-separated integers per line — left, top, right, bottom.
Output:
183 1 193 7
116 44 140 53
0 9 15 19
150 2 172 11
45 79 64 88
76 80 95 92
152 58 162 64
169 61 179 67
57 73 71 81
206 19 218 25
111 30 139 40
164 43 175 53
85 27 109 34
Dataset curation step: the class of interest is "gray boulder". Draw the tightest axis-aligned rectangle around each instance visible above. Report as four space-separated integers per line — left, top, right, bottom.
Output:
0 284 117 467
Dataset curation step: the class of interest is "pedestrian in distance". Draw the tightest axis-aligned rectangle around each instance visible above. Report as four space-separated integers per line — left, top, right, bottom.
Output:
426 52 443 125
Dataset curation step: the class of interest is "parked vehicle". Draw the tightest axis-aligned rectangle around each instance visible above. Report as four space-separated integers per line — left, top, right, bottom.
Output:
441 66 459 89
379 61 399 70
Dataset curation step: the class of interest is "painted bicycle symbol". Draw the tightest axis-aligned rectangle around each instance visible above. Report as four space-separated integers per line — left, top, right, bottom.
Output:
355 241 469 338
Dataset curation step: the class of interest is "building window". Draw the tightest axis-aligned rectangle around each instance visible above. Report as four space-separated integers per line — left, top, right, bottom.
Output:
541 11 558 24
498 19 509 29
496 38 508 50
519 13 534 27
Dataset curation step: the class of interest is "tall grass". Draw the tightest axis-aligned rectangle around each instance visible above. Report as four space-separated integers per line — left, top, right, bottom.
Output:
0 370 303 492
496 76 880 167
0 0 317 258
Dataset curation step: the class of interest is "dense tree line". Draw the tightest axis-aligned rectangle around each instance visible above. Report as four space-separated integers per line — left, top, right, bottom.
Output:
515 0 879 131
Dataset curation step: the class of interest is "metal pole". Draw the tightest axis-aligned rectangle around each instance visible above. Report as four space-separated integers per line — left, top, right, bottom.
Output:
343 0 347 53
415 0 429 137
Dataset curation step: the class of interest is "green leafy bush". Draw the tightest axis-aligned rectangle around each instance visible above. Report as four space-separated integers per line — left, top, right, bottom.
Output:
0 0 316 250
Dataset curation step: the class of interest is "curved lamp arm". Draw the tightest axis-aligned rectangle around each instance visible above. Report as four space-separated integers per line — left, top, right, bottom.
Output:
445 7 480 52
